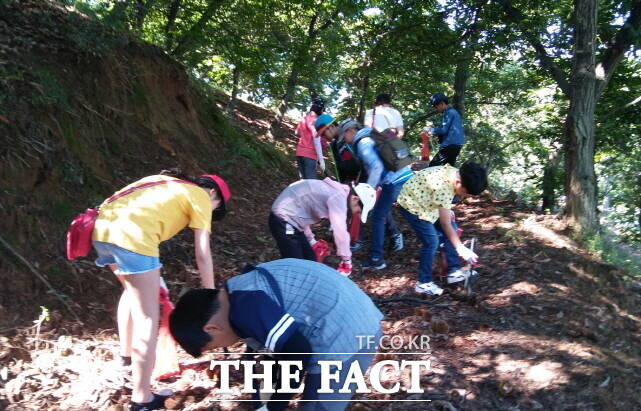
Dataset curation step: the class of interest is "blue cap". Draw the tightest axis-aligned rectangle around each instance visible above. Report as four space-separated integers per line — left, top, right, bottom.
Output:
315 113 335 131
429 93 448 107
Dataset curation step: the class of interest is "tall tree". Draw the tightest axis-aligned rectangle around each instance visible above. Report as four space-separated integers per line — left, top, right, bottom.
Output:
496 0 641 236
268 8 340 134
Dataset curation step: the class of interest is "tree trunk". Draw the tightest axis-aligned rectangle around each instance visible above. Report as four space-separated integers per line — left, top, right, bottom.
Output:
172 0 227 58
564 0 599 236
637 175 641 229
452 48 473 116
357 75 370 124
226 66 241 114
269 11 338 135
269 13 320 134
541 149 561 212
269 64 300 135
132 0 149 30
164 0 183 50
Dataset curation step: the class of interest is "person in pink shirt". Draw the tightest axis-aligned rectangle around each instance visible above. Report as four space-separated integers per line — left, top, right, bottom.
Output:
295 98 326 179
269 179 376 276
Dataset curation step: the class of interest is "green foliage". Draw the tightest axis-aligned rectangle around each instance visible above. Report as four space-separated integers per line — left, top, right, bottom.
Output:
213 113 289 170
584 231 641 279
65 0 641 256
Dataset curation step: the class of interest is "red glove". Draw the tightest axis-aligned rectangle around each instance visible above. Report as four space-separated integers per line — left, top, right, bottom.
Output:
311 240 330 263
337 260 352 276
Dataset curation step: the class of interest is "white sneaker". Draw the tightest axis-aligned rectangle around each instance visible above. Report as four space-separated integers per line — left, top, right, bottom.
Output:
415 281 443 296
447 269 468 284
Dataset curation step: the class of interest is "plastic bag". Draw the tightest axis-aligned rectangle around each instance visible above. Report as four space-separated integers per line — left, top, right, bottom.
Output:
152 282 181 380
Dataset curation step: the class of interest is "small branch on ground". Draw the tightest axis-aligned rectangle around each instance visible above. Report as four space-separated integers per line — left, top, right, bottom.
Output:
374 297 451 307
0 235 83 324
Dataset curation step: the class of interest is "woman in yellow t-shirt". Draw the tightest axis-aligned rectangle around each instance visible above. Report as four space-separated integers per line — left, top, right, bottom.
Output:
91 170 231 410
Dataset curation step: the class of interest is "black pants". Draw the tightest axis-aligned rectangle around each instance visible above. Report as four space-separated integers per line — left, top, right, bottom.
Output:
429 144 462 167
268 212 316 261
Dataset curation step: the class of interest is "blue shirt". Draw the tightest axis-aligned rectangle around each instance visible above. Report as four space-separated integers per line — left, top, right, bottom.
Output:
352 128 413 187
228 290 298 352
431 106 465 147
225 259 383 372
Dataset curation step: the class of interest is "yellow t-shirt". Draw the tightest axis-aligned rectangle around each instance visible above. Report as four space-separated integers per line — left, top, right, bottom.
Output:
92 175 213 256
397 165 457 223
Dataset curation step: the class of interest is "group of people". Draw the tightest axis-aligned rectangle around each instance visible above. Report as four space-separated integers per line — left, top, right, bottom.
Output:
290 92 487 295
84 92 487 411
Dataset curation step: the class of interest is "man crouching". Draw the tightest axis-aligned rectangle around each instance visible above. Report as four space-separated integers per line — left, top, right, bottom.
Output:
169 258 383 410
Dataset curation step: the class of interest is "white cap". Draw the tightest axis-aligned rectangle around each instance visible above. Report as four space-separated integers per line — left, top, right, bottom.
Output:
353 183 377 223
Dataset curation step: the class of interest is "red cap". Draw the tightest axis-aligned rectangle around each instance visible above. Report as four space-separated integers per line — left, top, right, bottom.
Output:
200 174 231 204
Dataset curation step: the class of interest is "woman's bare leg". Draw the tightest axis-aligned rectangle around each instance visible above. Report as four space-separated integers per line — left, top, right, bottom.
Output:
120 268 161 403
115 269 133 358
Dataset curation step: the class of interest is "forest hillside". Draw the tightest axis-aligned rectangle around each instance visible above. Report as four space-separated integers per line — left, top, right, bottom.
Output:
1 1 641 411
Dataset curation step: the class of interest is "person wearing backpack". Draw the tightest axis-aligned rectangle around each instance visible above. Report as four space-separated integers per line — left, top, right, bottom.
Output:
90 169 230 411
338 119 414 270
295 98 326 179
364 93 405 138
423 93 465 167
269 178 376 276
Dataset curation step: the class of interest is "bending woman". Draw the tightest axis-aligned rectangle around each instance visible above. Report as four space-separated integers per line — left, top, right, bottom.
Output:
269 177 376 276
91 170 230 411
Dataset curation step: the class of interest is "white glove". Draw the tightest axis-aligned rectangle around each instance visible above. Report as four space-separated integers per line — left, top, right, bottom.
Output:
318 157 326 172
313 135 324 172
422 127 431 134
456 245 478 264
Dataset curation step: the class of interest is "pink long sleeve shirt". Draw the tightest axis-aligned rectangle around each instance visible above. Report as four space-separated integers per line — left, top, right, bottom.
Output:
271 178 352 259
295 113 319 160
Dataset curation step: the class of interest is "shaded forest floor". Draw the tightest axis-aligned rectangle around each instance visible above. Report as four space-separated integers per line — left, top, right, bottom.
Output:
3 186 641 411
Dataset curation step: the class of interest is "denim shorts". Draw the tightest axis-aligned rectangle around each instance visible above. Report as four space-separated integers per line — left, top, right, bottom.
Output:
93 241 162 274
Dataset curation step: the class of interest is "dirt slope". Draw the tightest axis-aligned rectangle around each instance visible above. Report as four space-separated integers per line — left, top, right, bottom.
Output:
1 1 641 411
0 0 296 329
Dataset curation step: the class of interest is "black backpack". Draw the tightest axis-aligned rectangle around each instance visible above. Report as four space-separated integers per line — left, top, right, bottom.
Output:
356 129 413 172
329 140 365 183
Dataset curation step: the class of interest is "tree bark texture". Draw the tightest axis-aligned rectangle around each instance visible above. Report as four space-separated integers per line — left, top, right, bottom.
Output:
564 0 599 235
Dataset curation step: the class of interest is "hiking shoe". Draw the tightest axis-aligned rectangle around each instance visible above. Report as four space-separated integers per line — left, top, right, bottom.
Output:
350 241 366 252
361 257 386 270
391 233 404 252
415 281 444 296
130 393 170 411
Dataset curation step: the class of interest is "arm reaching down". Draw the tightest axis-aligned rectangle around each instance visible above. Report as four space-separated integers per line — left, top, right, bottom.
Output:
327 195 352 260
313 134 325 172
438 208 478 264
193 228 215 288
